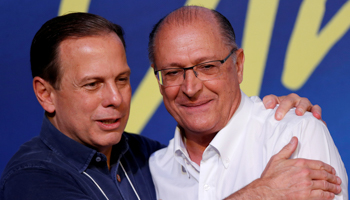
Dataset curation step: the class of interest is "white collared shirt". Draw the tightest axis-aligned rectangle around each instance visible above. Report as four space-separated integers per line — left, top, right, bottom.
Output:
149 91 348 200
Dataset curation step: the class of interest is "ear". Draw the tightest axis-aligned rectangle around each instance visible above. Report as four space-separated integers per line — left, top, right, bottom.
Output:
33 77 56 113
151 63 164 96
235 48 245 84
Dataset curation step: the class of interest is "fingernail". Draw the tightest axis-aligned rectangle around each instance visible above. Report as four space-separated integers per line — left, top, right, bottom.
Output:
315 111 321 118
289 138 296 145
276 112 282 120
296 108 304 115
337 185 342 192
266 101 272 108
337 177 342 184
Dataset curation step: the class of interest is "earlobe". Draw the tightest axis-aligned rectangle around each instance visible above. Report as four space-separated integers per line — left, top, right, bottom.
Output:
33 77 56 113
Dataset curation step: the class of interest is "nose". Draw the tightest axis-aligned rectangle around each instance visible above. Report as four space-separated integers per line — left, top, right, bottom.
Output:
181 69 203 98
101 83 123 108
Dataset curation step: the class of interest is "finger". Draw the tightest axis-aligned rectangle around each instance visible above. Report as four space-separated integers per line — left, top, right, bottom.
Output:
309 169 341 185
309 189 335 200
294 97 313 116
275 93 299 120
295 159 336 175
311 180 342 194
273 137 298 160
262 94 280 109
311 104 322 120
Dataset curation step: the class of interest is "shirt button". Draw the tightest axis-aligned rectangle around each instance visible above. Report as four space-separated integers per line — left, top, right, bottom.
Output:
95 156 101 162
204 184 210 191
116 174 121 182
182 166 187 173
225 157 230 164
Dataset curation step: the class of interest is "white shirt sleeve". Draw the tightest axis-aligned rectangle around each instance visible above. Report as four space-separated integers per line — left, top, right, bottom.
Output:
290 118 348 200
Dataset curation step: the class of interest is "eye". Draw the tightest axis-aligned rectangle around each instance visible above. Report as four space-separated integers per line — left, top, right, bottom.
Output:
116 76 130 85
164 69 182 76
83 81 101 90
119 78 127 81
85 82 97 87
200 64 216 70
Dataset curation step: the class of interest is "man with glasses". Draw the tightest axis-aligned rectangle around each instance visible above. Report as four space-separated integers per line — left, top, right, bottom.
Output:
0 11 341 200
149 6 347 200
155 48 237 86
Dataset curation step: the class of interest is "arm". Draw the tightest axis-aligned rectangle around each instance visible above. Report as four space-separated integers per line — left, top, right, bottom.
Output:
290 118 348 199
263 93 322 120
1 169 92 200
224 137 343 200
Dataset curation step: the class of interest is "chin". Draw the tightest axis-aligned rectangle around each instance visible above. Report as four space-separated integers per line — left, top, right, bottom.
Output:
184 123 217 135
100 132 123 146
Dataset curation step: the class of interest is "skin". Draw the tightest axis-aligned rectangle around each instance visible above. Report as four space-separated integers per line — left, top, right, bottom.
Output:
152 7 341 199
225 137 341 199
154 17 244 164
33 33 131 165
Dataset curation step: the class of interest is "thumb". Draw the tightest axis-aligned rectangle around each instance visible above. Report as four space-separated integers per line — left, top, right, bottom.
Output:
275 137 298 160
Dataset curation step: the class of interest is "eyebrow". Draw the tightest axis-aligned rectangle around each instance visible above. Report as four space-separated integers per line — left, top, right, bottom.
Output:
79 69 131 83
160 55 218 69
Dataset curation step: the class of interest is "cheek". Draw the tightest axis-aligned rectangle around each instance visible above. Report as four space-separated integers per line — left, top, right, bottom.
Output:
121 87 132 108
75 93 103 115
162 86 180 104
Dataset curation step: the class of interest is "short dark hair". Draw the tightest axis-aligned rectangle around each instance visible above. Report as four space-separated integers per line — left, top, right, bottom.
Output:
148 6 237 66
30 12 126 89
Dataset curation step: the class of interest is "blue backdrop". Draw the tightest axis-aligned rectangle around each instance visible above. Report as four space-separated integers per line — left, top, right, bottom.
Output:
1 0 349 183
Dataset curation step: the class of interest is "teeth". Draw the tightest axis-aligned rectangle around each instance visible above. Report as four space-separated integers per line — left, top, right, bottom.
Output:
101 119 117 124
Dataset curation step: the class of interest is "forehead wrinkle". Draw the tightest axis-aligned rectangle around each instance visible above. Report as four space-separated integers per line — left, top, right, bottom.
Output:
155 23 224 70
162 6 216 28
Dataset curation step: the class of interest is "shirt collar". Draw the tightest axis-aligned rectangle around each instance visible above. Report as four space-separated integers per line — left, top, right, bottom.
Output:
210 91 254 168
171 91 254 169
39 116 129 173
173 127 200 179
173 126 190 163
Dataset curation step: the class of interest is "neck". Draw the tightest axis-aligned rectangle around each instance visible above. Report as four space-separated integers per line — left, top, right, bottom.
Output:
181 127 217 165
100 146 113 170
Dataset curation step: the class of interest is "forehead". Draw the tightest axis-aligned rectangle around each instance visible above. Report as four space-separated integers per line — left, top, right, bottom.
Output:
154 19 228 67
57 33 129 79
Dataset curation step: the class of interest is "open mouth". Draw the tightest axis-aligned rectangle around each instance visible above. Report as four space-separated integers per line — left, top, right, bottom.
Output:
99 119 118 124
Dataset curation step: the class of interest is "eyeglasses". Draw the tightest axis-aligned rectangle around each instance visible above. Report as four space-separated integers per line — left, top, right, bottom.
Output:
154 48 237 87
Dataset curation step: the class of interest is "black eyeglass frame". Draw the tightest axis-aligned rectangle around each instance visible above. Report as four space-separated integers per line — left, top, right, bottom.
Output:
154 47 238 86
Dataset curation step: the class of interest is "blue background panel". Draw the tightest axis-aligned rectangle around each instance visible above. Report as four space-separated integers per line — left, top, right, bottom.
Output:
0 0 349 183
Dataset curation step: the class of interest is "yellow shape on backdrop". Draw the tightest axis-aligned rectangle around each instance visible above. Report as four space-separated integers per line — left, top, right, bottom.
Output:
240 0 280 97
125 68 163 134
282 0 350 90
58 0 91 16
125 0 221 133
185 0 220 8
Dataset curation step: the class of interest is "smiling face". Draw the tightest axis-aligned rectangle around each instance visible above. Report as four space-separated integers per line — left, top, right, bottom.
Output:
153 18 244 139
49 33 131 154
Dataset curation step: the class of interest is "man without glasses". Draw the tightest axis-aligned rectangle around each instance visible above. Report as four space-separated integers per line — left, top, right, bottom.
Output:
0 12 342 200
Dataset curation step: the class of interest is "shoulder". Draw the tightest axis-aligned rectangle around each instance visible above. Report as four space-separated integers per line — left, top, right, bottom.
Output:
259 107 335 160
269 108 325 136
0 153 80 200
1 136 75 188
247 96 325 137
0 163 89 200
149 138 176 170
123 132 166 157
246 98 329 152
